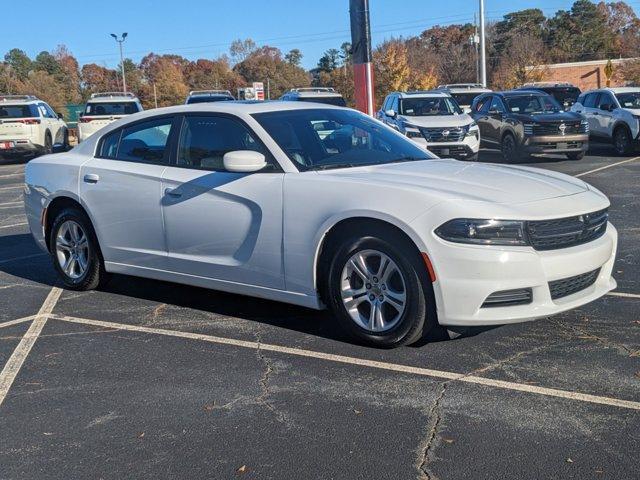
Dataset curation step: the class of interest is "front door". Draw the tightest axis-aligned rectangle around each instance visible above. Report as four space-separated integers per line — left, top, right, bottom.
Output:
79 115 176 270
161 114 285 289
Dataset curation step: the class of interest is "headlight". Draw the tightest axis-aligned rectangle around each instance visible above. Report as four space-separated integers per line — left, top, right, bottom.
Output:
580 119 589 133
435 218 528 246
403 125 422 138
465 121 479 138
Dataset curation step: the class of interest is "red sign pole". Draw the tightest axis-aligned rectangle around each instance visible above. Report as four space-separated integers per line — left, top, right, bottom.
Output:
350 0 374 115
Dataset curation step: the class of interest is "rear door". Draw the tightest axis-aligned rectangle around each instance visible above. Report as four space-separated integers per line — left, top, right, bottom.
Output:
79 115 178 270
161 113 285 289
472 95 494 143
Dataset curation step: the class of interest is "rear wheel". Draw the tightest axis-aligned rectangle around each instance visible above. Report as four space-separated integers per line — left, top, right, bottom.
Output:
501 133 519 163
613 126 632 156
49 207 106 290
325 231 435 348
566 151 585 160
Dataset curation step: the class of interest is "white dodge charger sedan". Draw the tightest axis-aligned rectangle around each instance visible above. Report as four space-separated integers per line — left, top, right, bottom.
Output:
23 102 617 347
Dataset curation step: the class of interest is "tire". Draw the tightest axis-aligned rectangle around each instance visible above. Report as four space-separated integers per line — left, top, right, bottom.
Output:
62 129 70 151
613 126 633 156
324 230 435 348
501 133 519 163
49 207 106 290
43 132 52 155
467 153 479 162
566 151 585 160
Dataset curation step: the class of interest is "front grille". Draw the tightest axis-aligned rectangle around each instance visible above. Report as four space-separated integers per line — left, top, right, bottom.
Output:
532 121 585 136
549 268 600 300
482 288 533 308
419 127 465 143
526 209 608 251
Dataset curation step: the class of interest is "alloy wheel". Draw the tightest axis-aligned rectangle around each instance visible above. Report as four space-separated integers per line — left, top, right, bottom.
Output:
55 220 89 280
340 249 407 333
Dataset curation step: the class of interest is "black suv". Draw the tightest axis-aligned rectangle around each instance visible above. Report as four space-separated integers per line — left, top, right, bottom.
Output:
517 83 582 110
471 90 589 162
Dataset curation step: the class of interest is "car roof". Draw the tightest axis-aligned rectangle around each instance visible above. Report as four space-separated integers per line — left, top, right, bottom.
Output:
393 91 450 99
88 92 139 103
585 87 640 94
284 88 343 98
492 90 551 97
0 95 42 106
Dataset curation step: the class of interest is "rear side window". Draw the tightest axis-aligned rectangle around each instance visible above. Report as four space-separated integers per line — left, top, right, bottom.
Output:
98 117 174 164
85 101 140 116
0 104 37 119
176 115 271 171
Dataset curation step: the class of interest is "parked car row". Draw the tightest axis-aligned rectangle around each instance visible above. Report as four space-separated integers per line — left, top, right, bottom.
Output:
3 82 639 162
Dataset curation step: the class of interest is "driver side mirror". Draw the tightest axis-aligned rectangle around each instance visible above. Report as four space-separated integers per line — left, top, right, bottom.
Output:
223 150 267 173
56 112 64 120
385 109 397 118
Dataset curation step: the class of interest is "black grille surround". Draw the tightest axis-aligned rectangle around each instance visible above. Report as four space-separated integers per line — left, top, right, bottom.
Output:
549 268 601 300
532 121 586 136
526 209 608 251
419 126 465 143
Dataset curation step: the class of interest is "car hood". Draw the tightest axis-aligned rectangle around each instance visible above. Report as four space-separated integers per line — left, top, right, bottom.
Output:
398 114 473 128
320 159 589 204
512 111 584 123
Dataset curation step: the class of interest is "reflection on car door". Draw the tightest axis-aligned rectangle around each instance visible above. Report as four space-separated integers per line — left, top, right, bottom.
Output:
161 114 285 289
595 92 616 137
487 96 507 142
581 93 601 135
473 96 494 143
79 116 176 270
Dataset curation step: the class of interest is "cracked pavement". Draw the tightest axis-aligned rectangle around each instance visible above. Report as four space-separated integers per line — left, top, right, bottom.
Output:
0 150 639 479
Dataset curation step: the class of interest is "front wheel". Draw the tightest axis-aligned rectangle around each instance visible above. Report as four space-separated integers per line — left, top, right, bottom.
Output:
501 133 520 163
49 207 106 290
325 232 434 348
613 127 633 156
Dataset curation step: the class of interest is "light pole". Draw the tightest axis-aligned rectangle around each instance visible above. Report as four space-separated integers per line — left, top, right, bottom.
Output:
479 0 487 87
469 15 480 84
110 32 128 93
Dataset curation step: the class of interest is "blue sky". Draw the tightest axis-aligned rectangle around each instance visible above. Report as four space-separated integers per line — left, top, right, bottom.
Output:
4 0 639 69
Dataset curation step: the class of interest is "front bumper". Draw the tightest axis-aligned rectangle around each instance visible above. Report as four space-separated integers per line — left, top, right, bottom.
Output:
424 224 617 326
409 134 480 160
523 133 589 154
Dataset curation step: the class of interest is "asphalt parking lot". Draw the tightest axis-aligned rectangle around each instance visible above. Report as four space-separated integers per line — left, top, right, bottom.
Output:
0 146 638 479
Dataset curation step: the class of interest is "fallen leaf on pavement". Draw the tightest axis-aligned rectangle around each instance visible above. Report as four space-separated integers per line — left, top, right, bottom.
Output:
137 432 145 439
566 458 574 463
236 465 248 474
442 438 455 444
203 402 216 411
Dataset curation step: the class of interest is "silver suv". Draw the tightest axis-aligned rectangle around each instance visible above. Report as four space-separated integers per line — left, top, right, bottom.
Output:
280 88 346 106
377 91 480 161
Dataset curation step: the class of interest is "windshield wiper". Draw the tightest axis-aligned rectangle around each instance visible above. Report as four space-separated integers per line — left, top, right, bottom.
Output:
315 163 360 171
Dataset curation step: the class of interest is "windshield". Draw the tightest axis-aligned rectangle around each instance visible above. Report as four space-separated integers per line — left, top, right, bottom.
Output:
253 108 434 171
0 104 37 119
84 101 140 116
186 96 234 104
449 92 481 107
297 96 347 107
400 97 462 116
505 95 561 114
615 92 640 109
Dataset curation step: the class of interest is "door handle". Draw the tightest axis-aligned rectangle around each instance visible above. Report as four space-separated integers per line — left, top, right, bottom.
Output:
83 174 99 184
164 188 182 198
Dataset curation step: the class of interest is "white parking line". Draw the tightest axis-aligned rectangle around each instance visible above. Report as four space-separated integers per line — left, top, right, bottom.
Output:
0 253 47 265
607 291 640 299
0 315 37 329
0 174 24 179
0 201 21 207
0 222 27 230
576 156 640 177
50 314 640 411
0 186 22 192
0 287 62 409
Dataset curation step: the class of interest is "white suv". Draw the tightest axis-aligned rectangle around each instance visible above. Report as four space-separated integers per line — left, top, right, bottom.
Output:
437 84 492 113
280 87 347 106
0 95 68 158
377 91 480 161
571 87 640 155
78 92 143 142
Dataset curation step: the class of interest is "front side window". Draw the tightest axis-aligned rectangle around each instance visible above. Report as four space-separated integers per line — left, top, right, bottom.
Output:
597 93 616 110
474 96 491 113
616 92 640 109
400 97 462 116
108 117 173 163
85 101 140 116
489 96 506 113
253 108 434 171
177 115 270 171
584 93 600 108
